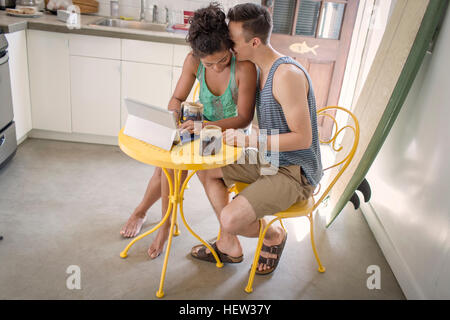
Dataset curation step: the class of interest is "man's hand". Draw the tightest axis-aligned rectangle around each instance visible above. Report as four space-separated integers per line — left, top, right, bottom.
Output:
223 129 247 147
178 120 203 134
223 128 259 148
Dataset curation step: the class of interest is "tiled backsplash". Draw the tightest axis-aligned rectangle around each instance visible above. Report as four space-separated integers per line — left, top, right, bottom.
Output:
95 0 260 22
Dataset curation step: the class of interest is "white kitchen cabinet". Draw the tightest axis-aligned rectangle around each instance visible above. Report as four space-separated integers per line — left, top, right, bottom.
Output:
122 39 173 65
69 34 121 60
5 30 32 142
121 61 172 127
27 30 71 133
70 56 121 136
173 44 191 67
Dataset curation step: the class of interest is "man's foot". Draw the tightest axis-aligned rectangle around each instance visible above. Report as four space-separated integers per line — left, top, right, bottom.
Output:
191 236 243 263
256 226 287 274
191 241 243 263
120 209 147 238
147 226 170 259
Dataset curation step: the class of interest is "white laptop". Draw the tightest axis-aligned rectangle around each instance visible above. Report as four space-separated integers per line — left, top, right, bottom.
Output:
124 97 178 151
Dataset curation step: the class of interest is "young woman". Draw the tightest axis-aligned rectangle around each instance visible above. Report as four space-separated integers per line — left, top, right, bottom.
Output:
120 3 257 259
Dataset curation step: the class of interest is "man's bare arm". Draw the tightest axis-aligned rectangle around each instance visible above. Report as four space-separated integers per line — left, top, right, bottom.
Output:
265 64 312 152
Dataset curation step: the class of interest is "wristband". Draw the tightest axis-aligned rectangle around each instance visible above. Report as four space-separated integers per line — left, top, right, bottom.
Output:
258 133 267 150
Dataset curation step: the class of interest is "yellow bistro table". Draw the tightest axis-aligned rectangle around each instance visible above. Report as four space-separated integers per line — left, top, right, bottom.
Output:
118 128 243 298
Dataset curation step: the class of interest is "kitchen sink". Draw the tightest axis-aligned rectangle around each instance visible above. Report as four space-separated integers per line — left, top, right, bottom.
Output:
89 18 168 32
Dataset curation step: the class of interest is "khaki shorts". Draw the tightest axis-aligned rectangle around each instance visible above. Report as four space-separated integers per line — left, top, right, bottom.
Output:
222 150 315 218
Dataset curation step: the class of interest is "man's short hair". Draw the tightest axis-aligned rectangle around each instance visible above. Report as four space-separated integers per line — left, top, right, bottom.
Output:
227 3 272 45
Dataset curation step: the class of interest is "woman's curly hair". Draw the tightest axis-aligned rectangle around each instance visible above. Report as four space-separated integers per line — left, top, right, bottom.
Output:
186 2 234 58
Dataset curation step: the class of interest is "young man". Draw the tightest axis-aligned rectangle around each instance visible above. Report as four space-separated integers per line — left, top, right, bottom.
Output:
191 3 323 274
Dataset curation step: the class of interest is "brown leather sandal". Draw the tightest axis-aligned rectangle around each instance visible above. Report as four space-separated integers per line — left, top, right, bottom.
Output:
191 242 243 264
255 232 288 275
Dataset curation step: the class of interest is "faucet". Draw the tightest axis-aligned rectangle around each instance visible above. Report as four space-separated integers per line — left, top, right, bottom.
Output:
152 5 158 23
165 6 169 24
140 0 145 21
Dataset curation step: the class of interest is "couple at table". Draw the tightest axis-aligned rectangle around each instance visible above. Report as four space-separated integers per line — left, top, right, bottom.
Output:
120 2 322 275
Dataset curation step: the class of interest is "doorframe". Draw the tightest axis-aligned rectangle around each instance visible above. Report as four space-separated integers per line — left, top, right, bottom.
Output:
326 0 449 227
338 0 397 113
334 0 397 145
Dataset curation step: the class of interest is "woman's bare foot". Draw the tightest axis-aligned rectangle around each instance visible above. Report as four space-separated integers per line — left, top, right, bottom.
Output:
120 208 147 238
147 225 170 259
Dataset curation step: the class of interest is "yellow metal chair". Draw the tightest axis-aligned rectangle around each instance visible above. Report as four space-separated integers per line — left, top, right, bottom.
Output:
227 106 360 293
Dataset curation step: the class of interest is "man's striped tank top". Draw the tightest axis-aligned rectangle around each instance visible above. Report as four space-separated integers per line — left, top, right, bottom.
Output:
256 56 323 187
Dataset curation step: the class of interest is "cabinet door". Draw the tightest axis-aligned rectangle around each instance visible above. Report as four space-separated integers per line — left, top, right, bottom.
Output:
70 56 121 136
121 61 172 127
122 39 173 65
173 44 191 67
5 30 32 141
27 30 71 132
69 34 121 60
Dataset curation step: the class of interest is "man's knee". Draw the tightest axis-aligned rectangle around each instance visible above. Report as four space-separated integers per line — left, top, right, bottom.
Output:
220 206 240 234
220 197 256 233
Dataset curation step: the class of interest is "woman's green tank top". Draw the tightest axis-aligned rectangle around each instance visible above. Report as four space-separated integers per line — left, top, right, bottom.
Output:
196 54 238 121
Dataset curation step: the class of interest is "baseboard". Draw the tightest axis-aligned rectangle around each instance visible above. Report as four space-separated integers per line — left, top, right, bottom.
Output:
17 133 29 145
360 201 425 299
28 129 118 146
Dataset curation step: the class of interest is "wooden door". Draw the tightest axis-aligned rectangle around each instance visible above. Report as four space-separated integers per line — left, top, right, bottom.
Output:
264 0 359 139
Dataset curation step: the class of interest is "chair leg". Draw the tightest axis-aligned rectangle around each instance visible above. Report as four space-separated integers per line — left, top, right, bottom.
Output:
245 219 266 293
308 213 325 273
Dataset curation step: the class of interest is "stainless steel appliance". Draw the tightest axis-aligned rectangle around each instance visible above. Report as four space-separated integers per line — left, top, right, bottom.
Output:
0 31 17 170
0 0 16 10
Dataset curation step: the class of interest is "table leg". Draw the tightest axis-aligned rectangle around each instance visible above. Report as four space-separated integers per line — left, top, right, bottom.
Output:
121 167 223 298
156 169 181 298
179 170 224 268
119 167 175 259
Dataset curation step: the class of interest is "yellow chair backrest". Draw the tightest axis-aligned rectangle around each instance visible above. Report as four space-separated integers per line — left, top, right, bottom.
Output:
313 106 360 211
193 82 200 103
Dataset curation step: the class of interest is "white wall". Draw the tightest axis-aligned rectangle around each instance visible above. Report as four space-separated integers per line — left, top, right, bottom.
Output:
95 0 260 22
360 7 450 299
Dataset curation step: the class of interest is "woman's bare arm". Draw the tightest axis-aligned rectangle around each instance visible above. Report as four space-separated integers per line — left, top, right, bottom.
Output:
167 52 199 121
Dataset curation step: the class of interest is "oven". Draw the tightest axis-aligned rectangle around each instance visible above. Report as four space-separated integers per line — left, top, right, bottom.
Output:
0 31 17 170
